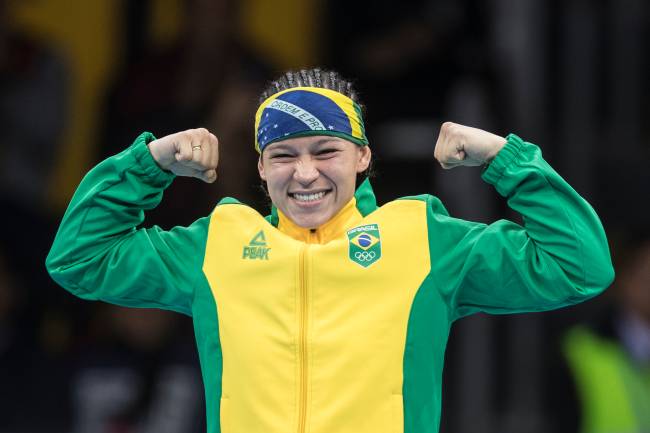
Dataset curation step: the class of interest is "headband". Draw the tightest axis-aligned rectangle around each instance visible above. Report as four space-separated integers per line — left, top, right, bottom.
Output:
254 86 369 153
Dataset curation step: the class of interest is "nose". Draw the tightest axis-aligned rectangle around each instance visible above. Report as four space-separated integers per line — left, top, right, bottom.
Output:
293 157 319 185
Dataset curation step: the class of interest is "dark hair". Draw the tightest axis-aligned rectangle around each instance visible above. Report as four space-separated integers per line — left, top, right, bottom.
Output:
259 68 365 115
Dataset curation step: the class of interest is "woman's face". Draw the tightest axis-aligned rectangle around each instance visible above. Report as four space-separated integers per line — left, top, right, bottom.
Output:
258 136 371 229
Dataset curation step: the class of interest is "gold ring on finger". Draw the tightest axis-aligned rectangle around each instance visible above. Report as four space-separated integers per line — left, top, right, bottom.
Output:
192 145 202 151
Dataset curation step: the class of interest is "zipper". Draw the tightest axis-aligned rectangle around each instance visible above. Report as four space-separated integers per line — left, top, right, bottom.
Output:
297 232 314 433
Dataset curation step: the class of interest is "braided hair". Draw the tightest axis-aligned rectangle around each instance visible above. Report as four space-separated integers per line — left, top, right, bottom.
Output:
258 68 364 114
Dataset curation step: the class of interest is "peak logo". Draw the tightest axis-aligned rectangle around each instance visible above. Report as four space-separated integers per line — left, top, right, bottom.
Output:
242 230 271 260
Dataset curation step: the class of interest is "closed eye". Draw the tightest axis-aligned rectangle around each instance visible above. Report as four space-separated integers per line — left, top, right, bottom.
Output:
269 153 294 159
315 148 339 157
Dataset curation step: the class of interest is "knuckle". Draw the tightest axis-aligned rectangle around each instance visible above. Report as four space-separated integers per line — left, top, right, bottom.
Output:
180 132 193 146
196 127 209 136
441 121 454 132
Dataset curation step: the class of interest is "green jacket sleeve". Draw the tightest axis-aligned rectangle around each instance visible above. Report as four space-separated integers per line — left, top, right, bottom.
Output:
428 134 615 321
45 132 209 316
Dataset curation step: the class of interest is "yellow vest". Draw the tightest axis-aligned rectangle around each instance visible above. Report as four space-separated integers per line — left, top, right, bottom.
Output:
564 326 650 433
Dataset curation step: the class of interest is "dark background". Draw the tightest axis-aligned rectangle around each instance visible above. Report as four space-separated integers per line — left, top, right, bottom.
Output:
1 0 648 432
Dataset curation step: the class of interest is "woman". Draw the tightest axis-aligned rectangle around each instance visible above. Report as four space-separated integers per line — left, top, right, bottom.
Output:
47 69 614 433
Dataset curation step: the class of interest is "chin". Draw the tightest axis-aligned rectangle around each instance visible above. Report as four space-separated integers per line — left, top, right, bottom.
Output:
292 213 330 229
294 217 322 229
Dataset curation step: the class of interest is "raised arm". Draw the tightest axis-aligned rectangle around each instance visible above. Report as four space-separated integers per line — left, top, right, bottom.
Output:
430 122 614 321
46 129 219 315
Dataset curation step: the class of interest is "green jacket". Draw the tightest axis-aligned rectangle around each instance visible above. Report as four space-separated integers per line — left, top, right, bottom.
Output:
46 132 614 433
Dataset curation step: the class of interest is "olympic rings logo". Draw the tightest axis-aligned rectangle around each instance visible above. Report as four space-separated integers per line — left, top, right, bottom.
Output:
354 251 376 261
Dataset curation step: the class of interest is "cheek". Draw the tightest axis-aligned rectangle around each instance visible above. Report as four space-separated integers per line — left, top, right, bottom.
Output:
264 166 292 191
326 165 358 192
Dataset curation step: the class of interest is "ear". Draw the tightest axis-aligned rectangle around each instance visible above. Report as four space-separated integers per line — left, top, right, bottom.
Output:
257 156 266 181
355 145 372 173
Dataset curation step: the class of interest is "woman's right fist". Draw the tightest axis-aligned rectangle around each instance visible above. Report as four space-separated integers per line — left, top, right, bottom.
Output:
147 128 219 183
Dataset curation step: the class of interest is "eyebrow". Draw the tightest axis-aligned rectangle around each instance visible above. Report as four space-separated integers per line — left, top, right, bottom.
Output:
266 144 294 152
312 138 343 146
266 138 343 152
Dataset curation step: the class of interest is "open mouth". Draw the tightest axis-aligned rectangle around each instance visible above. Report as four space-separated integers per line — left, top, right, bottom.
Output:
289 190 331 203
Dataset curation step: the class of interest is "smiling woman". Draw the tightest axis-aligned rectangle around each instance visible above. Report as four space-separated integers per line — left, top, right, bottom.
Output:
46 68 615 433
254 70 372 229
258 135 371 228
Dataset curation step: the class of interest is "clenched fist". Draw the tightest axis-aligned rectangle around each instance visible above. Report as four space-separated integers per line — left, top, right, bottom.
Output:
148 128 219 183
434 122 506 169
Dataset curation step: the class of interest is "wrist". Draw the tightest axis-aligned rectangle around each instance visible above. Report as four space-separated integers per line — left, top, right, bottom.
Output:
485 136 507 163
130 132 175 184
147 139 173 171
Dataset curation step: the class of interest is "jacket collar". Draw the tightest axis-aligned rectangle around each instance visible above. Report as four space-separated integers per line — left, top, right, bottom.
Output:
267 178 378 244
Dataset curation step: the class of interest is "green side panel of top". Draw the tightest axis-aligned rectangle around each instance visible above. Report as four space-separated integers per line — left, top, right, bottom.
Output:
399 194 452 433
193 275 224 433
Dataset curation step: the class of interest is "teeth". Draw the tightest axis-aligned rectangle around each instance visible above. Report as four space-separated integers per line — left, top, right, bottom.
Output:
293 191 326 202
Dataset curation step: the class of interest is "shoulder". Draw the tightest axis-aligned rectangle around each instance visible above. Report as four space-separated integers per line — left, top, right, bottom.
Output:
380 194 480 236
368 195 450 235
378 194 450 219
207 197 265 225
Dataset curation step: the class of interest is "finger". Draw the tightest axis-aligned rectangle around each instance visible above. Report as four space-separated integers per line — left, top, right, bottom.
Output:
440 146 466 164
208 133 219 168
439 161 456 170
433 129 447 161
175 138 194 163
440 159 466 169
199 168 217 183
193 131 216 168
176 140 210 170
199 135 216 168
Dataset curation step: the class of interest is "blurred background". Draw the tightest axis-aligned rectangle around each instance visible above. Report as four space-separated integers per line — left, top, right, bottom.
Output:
1 0 649 432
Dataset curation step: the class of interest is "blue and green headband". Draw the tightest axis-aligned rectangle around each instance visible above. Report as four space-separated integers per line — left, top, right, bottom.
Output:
254 86 369 153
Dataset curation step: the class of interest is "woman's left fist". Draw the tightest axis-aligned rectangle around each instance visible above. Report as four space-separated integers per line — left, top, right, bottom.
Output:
434 122 506 169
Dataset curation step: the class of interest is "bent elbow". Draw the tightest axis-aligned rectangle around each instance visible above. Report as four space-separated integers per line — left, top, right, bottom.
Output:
45 245 85 296
593 260 615 294
573 232 616 299
573 255 615 301
45 248 68 288
590 238 616 293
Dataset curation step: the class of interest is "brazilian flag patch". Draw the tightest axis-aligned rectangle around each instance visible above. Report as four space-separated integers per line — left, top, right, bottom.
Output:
347 224 381 268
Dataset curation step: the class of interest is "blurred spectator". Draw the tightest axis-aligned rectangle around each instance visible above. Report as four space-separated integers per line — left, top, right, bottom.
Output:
0 250 28 430
0 0 71 324
0 0 69 211
0 1 74 430
324 0 504 125
548 234 650 433
70 305 204 433
100 0 272 227
0 247 73 432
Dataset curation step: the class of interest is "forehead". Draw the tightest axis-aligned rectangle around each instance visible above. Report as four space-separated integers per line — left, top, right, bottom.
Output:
264 136 354 152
